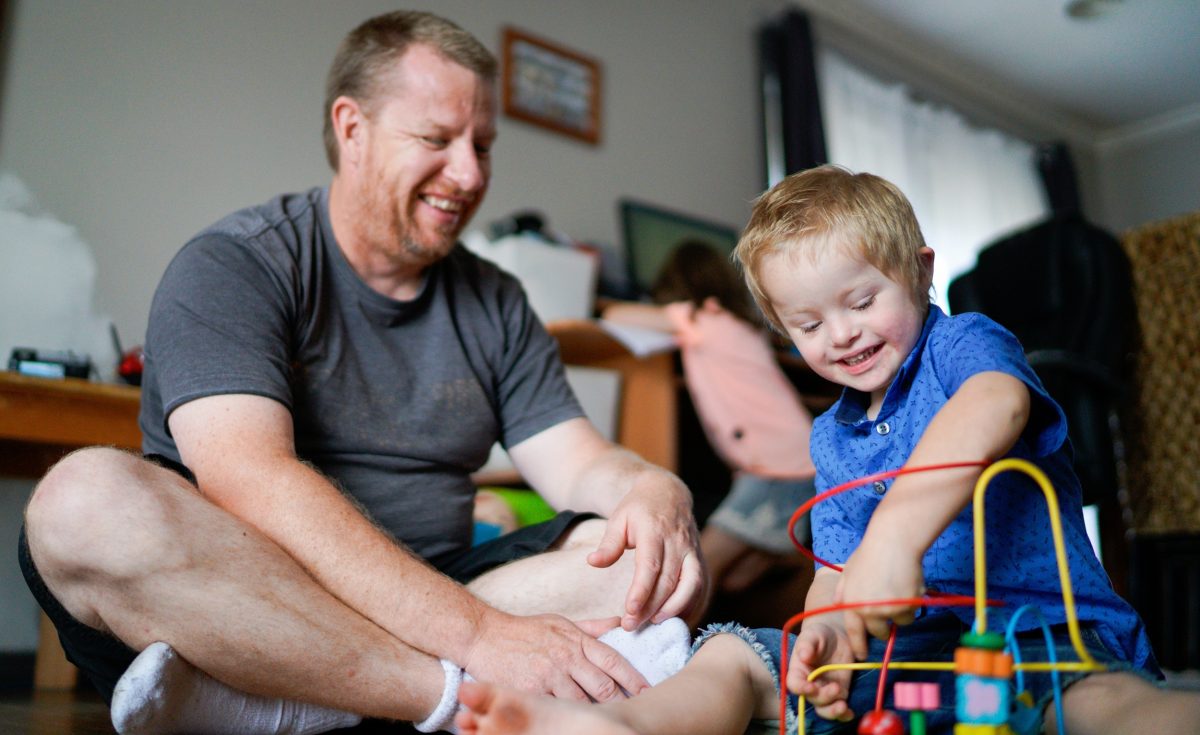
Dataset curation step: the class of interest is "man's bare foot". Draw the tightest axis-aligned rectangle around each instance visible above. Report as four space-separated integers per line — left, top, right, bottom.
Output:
456 681 638 735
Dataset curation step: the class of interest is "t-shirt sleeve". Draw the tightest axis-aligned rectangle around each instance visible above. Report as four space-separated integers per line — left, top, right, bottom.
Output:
487 271 585 448
146 234 296 432
930 313 1067 457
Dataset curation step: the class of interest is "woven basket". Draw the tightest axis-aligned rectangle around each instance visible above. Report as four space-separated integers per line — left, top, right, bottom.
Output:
1120 211 1200 534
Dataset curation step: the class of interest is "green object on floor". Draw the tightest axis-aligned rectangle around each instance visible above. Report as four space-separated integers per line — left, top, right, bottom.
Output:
480 487 557 527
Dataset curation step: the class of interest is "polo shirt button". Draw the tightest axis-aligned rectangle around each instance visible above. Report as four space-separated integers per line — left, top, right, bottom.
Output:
876 422 891 435
873 481 887 494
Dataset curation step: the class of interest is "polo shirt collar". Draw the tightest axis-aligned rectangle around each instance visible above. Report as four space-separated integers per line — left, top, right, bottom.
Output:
834 305 944 426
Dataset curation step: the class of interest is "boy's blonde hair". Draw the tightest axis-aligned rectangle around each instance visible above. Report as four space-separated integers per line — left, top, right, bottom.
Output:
734 165 929 331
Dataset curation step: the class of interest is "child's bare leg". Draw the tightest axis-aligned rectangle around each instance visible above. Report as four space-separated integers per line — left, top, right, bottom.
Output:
456 682 636 735
1054 671 1200 735
457 633 778 735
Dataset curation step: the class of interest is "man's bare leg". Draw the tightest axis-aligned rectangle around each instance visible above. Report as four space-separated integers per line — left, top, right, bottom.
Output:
470 518 693 696
25 447 443 722
467 518 637 622
456 633 777 735
1054 671 1200 735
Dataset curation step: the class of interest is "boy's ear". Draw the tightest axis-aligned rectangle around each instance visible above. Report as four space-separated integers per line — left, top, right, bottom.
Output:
918 247 935 287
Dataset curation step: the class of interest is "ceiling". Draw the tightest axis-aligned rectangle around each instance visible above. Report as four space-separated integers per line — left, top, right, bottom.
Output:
795 0 1200 141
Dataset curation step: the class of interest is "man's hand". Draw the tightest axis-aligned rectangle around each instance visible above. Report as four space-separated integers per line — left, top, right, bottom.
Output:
509 418 706 631
462 611 648 702
788 621 856 722
586 475 705 630
834 533 924 659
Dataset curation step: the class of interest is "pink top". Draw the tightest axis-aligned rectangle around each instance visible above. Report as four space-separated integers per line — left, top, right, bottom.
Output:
665 299 815 479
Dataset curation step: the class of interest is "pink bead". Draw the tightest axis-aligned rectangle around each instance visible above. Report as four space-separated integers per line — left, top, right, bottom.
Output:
893 681 940 711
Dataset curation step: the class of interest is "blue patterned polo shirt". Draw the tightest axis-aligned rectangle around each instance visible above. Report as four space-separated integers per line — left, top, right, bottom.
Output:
809 306 1157 671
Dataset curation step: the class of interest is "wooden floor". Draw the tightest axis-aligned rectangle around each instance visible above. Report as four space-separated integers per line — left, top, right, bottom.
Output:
4 671 1196 735
0 689 414 733
0 690 114 734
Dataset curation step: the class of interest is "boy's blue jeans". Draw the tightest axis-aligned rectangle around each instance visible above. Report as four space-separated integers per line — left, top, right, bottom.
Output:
696 611 1153 735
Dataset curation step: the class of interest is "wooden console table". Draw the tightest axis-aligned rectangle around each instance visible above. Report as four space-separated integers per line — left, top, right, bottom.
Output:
0 371 141 690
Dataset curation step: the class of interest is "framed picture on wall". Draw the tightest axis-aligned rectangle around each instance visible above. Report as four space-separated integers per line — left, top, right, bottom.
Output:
501 26 601 145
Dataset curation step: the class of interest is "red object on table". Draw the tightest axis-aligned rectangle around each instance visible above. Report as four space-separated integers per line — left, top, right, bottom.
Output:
118 346 144 386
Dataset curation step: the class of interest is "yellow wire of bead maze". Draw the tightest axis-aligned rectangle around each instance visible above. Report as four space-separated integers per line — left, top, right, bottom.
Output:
787 458 1109 735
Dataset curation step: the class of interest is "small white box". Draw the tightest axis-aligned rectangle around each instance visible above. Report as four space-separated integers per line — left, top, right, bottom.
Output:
464 232 598 323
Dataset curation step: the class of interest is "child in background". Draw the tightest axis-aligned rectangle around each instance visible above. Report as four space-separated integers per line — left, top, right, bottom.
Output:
455 166 1200 735
603 240 818 617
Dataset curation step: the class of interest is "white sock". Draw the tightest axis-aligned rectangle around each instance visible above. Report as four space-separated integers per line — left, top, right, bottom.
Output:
110 641 363 735
598 617 691 689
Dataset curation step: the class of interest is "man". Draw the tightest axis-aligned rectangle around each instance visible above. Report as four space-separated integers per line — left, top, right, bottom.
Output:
20 10 704 733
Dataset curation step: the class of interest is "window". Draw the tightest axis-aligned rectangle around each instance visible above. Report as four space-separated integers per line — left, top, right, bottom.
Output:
816 49 1049 310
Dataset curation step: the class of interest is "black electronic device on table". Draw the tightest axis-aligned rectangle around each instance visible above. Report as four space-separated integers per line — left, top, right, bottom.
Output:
7 347 93 379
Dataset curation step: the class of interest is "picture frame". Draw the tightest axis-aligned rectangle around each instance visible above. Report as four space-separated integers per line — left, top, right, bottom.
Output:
501 26 602 145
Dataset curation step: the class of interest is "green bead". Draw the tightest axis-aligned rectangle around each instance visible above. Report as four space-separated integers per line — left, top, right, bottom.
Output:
959 630 1006 650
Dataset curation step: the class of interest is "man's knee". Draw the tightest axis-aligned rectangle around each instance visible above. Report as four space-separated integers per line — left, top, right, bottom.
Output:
27 447 132 534
25 448 188 579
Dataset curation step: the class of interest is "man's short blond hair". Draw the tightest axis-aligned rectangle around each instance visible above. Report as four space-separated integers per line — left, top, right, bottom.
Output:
734 165 929 332
322 10 497 170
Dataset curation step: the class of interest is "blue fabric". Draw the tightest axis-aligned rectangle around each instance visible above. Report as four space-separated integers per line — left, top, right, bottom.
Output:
808 307 1158 674
732 611 1154 735
692 616 1160 735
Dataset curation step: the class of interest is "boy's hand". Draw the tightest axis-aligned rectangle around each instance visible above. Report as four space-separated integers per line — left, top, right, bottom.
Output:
787 621 856 722
835 534 925 659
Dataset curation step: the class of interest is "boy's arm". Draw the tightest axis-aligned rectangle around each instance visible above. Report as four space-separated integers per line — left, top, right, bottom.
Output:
788 567 857 722
837 371 1030 657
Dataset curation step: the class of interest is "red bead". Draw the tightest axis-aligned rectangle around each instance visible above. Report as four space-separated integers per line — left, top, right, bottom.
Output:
857 709 905 735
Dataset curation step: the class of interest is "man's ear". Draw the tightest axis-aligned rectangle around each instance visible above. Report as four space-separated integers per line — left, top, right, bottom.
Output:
330 95 366 167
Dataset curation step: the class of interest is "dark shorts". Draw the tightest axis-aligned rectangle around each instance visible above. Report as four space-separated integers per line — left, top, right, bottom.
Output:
18 453 595 703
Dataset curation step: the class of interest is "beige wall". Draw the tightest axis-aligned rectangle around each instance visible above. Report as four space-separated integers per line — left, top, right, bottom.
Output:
1094 113 1200 235
0 0 774 351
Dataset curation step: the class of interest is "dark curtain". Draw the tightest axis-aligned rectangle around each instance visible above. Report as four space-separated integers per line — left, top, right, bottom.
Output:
758 10 827 185
1035 141 1082 216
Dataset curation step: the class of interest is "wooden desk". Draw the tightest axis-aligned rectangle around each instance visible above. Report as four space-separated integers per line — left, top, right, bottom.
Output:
0 372 141 690
547 320 677 472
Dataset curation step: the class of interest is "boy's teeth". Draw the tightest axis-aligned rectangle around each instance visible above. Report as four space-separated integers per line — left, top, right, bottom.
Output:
844 346 876 365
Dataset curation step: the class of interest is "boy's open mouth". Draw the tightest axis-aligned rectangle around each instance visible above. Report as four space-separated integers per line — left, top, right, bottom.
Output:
841 344 880 367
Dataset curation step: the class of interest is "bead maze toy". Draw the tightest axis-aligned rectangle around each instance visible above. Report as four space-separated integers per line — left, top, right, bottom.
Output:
780 458 1109 735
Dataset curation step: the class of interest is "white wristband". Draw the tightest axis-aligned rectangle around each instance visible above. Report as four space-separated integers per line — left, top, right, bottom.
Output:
414 659 463 733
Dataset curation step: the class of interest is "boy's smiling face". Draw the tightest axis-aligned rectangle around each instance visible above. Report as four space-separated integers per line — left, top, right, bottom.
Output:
761 238 933 417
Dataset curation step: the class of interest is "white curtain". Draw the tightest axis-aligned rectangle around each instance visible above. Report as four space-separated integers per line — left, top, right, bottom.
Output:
816 49 1049 310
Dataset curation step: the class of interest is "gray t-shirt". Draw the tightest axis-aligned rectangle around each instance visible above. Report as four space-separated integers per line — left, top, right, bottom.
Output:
140 187 583 565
